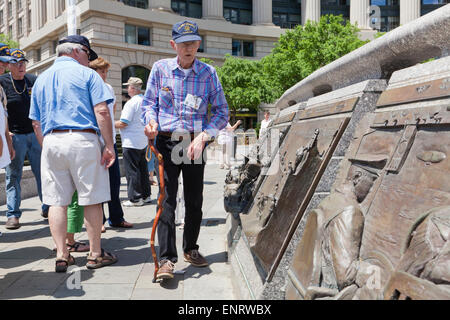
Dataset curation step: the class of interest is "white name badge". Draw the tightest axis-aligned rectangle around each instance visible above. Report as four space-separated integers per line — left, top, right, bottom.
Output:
184 94 202 110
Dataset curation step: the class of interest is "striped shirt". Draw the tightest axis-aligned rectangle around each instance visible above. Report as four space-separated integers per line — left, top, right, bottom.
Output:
141 57 228 137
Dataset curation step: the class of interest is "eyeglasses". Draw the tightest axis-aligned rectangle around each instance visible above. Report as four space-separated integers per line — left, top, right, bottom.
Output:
10 61 27 68
80 48 90 59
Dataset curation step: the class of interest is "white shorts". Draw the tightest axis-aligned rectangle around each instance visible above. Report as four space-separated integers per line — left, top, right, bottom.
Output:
41 131 111 206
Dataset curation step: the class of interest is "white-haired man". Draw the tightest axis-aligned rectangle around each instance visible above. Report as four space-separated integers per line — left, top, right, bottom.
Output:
29 35 118 272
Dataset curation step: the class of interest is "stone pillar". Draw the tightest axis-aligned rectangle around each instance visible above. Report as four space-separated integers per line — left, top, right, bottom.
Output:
31 0 41 31
47 0 58 22
149 0 173 13
203 0 224 20
350 0 371 30
253 0 274 26
301 0 321 25
400 0 421 25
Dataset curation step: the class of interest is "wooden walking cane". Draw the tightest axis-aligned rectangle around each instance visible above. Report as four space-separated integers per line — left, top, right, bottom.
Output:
146 139 165 283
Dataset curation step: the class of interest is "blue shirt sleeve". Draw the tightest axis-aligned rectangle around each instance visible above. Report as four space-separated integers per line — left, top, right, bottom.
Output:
29 83 41 122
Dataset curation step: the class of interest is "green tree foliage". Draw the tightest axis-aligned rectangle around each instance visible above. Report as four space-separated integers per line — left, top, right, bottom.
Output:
216 54 274 113
216 14 368 112
0 33 19 49
262 14 368 97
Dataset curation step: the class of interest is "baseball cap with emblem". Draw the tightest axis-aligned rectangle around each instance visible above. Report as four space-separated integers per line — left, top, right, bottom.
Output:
9 48 28 63
58 35 98 61
172 20 202 43
122 77 143 87
0 43 13 63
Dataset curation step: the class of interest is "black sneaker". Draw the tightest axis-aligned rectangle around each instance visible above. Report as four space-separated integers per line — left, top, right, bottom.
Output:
41 209 49 219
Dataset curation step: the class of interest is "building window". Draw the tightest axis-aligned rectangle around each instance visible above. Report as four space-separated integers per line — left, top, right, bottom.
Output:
125 24 151 46
7 1 12 18
224 0 252 25
36 48 41 62
0 10 3 26
321 0 350 20
198 35 204 53
232 39 254 57
17 0 22 11
370 0 399 32
120 0 148 9
8 25 12 36
171 0 202 19
17 17 23 36
52 40 58 55
421 0 449 15
273 0 301 29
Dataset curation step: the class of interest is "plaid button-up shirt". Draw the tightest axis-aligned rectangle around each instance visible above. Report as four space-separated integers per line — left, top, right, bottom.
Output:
141 57 228 137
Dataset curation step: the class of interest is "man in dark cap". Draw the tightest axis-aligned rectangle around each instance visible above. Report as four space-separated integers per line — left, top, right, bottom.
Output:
29 35 117 272
142 20 228 280
0 48 49 229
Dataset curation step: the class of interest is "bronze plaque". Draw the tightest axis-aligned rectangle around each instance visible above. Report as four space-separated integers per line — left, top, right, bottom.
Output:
273 112 296 126
371 104 450 128
298 97 358 120
240 116 350 274
376 77 450 107
286 103 450 300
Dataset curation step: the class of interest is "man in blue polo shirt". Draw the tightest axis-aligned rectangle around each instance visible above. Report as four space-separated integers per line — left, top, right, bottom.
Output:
30 35 118 273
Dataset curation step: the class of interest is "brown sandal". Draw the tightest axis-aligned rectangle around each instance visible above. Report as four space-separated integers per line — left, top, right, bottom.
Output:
55 254 75 273
67 241 90 253
86 249 117 269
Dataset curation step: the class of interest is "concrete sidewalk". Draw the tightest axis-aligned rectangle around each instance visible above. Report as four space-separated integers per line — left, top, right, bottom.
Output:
0 163 238 300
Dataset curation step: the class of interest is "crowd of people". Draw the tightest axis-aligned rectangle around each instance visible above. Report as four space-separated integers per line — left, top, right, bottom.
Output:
0 20 227 279
1 20 270 280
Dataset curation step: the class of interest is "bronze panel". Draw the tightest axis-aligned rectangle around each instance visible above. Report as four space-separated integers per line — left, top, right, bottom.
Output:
359 127 450 268
298 97 359 120
240 116 349 274
273 112 296 125
384 271 450 300
376 77 450 107
371 104 450 128
286 211 322 300
287 103 450 300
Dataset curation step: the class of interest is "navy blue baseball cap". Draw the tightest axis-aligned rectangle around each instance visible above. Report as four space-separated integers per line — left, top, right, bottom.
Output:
9 48 28 63
172 20 202 43
0 43 14 63
58 35 98 61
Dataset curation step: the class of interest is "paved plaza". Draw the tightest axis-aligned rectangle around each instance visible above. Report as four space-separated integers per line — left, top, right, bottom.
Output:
0 160 238 300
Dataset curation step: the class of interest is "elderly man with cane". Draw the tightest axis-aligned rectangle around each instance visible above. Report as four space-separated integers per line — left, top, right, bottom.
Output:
142 20 228 281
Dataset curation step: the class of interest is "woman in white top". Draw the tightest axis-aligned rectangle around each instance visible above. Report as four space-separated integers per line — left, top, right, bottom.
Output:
89 58 133 229
217 117 242 169
0 101 14 169
259 110 272 138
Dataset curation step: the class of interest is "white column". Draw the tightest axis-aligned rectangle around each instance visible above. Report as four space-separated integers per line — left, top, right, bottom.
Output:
253 0 274 26
31 0 41 31
47 0 58 22
350 0 371 30
149 0 173 13
301 0 321 25
400 0 421 25
203 0 224 20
